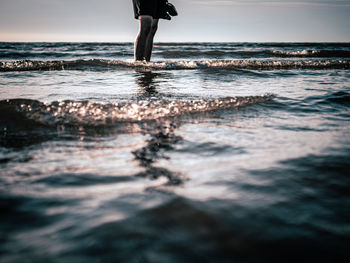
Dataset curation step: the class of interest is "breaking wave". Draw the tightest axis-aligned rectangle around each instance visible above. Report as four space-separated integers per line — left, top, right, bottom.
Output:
0 95 274 127
271 49 350 58
0 59 349 72
158 49 350 58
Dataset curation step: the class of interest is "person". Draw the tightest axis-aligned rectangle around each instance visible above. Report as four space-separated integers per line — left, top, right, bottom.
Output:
132 0 163 62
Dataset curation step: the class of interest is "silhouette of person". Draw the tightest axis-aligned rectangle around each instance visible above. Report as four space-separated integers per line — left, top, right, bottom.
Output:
133 0 177 61
132 0 162 61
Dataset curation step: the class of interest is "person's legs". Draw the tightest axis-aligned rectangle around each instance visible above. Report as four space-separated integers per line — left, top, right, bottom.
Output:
144 19 159 62
134 15 153 61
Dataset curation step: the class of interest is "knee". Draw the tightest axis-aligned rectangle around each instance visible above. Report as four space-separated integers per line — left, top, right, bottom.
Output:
139 16 153 36
140 23 152 36
150 23 158 35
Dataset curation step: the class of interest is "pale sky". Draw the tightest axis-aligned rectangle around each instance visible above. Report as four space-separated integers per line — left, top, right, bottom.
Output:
0 0 349 42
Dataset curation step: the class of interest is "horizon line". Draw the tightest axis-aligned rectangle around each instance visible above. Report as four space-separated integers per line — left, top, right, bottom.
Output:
1 40 350 44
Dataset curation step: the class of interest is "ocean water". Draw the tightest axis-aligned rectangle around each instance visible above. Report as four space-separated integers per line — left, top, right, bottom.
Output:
1 42 350 262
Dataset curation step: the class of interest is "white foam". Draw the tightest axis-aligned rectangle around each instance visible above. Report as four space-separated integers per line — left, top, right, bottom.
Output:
1 59 349 72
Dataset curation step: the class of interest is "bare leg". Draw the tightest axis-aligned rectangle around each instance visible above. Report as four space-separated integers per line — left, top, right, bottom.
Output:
144 19 159 62
134 16 153 61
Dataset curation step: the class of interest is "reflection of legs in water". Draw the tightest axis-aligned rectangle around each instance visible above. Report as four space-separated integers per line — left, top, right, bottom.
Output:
136 71 160 95
135 71 173 97
132 121 184 186
134 16 159 61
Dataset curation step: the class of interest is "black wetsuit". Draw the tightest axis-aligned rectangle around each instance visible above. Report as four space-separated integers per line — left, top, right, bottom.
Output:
132 0 163 19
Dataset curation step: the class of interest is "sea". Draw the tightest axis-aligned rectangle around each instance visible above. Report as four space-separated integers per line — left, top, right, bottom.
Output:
1 42 350 262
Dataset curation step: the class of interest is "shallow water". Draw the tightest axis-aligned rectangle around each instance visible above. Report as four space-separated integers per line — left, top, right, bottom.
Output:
1 42 350 262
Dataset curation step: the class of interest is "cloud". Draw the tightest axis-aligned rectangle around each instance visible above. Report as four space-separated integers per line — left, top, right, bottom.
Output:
191 0 350 7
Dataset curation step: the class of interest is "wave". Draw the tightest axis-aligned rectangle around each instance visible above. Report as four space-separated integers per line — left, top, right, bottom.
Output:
2 49 348 60
154 42 350 48
0 95 274 127
158 50 350 58
271 49 350 58
0 51 130 59
1 59 349 72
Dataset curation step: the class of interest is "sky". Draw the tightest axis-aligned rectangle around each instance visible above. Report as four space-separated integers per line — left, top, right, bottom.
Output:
0 0 349 42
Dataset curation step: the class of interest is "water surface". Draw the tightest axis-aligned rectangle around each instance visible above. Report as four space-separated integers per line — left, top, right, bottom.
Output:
1 42 350 262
